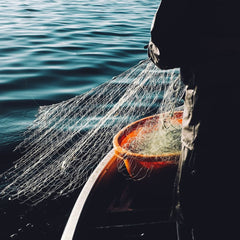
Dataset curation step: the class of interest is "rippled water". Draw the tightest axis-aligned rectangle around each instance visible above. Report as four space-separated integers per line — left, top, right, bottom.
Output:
0 0 159 239
0 0 158 149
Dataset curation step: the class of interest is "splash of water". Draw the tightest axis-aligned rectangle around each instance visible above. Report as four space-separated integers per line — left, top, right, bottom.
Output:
0 59 185 205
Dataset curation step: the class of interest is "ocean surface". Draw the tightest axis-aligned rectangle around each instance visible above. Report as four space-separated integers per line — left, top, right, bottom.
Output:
0 0 159 239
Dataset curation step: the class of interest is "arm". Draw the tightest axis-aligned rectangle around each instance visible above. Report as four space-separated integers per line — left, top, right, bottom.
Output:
148 0 189 69
149 0 240 69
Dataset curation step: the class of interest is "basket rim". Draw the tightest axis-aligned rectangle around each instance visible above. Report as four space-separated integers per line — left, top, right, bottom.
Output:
113 111 182 161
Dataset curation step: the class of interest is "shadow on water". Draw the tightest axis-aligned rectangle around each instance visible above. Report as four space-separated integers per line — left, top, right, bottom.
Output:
0 122 80 239
0 99 78 239
0 188 80 240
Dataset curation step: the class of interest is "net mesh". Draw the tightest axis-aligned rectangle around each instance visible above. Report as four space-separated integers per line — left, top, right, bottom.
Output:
126 117 182 156
0 59 185 205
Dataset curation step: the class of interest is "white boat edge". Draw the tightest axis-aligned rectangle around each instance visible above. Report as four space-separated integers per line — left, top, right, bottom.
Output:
61 149 115 240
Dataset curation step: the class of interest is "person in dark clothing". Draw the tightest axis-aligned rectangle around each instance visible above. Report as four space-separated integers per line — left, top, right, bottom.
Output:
148 1 240 239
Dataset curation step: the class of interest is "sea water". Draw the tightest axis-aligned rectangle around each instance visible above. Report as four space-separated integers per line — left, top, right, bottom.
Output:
0 0 159 239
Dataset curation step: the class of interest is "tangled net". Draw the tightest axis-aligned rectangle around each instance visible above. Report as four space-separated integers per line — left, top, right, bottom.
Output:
0 59 185 205
126 116 182 156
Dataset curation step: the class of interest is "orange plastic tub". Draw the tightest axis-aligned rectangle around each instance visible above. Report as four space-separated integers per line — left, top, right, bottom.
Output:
113 111 183 179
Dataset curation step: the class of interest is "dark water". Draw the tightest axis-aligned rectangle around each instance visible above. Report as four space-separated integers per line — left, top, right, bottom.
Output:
0 0 158 239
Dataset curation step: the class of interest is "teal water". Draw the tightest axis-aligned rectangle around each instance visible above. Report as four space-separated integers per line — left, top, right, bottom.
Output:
0 0 159 239
0 0 158 149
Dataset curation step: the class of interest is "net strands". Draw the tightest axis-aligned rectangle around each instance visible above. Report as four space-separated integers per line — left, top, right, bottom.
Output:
126 117 182 156
0 59 185 205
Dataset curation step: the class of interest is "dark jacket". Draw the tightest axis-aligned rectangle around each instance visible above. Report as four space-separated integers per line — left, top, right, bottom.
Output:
149 0 240 69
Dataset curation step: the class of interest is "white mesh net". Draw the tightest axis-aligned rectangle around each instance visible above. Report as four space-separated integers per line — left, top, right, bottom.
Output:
0 59 185 205
126 118 182 156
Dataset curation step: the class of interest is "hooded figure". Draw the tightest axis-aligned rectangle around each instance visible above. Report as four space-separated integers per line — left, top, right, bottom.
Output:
148 1 240 239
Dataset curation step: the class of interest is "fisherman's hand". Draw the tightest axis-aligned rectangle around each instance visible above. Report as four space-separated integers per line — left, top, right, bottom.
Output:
145 41 165 69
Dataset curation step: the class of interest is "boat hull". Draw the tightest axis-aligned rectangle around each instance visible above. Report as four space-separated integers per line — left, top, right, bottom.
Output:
61 150 177 240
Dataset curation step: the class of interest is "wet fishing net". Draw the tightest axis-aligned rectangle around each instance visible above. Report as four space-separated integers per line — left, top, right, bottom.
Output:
0 59 185 205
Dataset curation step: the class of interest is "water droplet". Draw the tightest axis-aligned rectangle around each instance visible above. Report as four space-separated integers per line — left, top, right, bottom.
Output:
26 223 32 228
10 233 18 239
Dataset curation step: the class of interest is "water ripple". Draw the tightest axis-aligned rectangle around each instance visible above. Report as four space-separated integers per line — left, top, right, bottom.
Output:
0 0 159 145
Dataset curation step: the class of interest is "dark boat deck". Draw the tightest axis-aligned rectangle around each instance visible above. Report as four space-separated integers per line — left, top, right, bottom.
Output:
62 150 178 240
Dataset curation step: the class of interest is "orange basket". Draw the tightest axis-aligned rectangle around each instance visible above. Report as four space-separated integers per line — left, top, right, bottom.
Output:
113 111 182 179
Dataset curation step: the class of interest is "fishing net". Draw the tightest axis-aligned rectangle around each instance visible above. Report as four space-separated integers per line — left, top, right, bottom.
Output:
126 116 182 156
0 59 185 205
